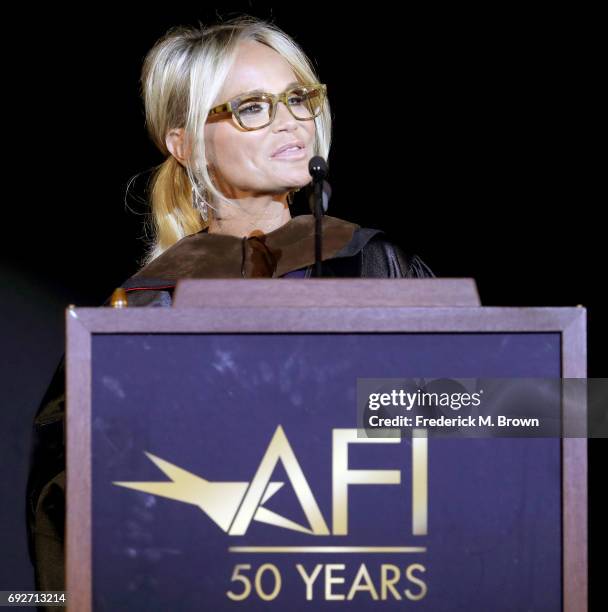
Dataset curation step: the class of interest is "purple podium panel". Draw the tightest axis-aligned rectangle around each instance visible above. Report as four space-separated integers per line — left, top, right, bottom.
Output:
89 332 562 611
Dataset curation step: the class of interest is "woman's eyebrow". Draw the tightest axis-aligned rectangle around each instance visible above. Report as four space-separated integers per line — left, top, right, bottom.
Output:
236 81 303 96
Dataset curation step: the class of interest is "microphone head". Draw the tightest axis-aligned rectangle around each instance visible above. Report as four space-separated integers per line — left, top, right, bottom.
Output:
308 156 328 181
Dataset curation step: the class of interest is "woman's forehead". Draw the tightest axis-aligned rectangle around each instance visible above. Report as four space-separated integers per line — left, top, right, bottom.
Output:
220 40 298 99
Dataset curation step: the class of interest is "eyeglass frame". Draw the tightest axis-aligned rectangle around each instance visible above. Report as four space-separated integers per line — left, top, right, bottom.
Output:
207 83 327 131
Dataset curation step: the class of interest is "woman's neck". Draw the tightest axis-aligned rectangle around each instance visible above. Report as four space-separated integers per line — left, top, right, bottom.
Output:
207 193 292 238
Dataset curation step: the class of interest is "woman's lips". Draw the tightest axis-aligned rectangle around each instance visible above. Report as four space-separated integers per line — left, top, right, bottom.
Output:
271 141 306 159
272 146 307 160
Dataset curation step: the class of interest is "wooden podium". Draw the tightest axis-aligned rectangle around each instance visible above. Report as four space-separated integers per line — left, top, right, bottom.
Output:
66 279 586 611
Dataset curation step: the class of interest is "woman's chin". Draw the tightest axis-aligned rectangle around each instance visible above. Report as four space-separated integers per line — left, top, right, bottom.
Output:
274 172 312 191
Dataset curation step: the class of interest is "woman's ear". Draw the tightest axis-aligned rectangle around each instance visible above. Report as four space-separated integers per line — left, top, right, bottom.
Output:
165 128 190 166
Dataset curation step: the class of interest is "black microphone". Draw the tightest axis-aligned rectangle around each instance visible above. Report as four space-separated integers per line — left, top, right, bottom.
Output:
308 156 328 182
308 156 329 278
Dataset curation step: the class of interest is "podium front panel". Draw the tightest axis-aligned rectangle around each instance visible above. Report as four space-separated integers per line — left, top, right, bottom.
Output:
66 306 586 611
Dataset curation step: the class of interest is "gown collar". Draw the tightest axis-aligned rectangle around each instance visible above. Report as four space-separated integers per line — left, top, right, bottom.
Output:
127 214 363 283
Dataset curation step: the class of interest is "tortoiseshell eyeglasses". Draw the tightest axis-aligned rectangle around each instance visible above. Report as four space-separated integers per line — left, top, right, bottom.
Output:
208 83 327 131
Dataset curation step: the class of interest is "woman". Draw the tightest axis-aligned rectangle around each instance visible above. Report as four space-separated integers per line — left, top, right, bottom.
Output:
27 16 434 591
121 15 434 304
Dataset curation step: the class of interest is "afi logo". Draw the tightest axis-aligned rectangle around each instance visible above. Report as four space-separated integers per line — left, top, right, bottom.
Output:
114 426 428 536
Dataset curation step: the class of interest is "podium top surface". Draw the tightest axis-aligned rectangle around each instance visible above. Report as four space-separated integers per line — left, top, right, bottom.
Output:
172 278 481 308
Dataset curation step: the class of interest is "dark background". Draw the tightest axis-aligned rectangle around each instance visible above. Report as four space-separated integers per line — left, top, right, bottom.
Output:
1 4 603 608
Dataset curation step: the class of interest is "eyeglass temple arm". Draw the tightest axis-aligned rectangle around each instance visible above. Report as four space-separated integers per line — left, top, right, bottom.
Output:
208 102 232 116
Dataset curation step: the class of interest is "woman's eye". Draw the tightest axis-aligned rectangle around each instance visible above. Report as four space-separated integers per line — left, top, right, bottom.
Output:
240 103 264 115
288 94 306 105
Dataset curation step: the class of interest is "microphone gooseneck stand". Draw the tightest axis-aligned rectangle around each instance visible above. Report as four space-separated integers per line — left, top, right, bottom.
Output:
308 156 329 278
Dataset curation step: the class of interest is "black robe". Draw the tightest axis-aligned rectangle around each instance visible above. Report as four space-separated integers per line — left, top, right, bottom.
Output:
25 214 434 592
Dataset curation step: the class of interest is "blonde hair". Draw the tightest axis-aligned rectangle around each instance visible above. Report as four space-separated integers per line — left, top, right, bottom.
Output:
139 15 332 266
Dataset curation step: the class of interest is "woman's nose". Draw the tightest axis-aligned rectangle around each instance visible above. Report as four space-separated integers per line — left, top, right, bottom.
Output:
272 101 298 132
